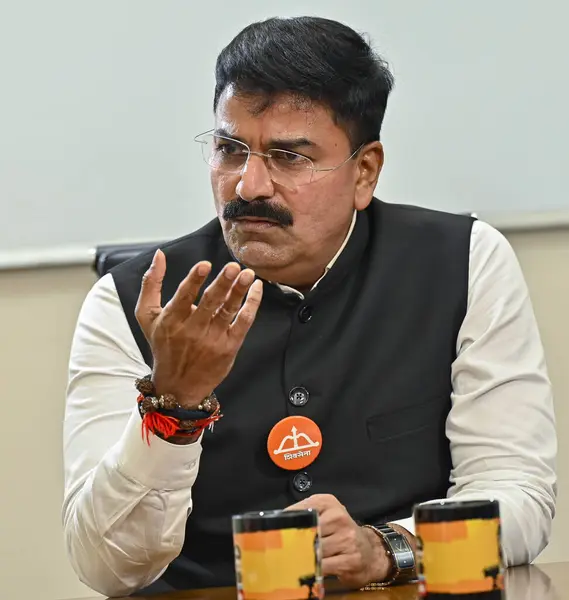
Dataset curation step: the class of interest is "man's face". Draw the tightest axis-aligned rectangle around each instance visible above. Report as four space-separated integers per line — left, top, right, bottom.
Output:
211 87 377 283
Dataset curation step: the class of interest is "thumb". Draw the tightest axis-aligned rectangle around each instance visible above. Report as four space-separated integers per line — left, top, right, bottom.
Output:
135 249 166 333
284 498 312 512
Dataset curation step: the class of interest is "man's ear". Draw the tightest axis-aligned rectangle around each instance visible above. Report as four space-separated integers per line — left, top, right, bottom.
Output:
354 142 384 211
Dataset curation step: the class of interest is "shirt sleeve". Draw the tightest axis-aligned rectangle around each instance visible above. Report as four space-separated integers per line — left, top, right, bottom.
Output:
62 274 203 597
392 220 557 566
448 220 556 564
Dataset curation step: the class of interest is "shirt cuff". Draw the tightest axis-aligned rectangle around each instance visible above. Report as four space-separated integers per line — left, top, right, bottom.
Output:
114 408 203 490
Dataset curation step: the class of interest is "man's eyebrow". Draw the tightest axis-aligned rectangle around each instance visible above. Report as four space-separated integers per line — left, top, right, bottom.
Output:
213 129 317 151
267 137 316 151
214 127 244 142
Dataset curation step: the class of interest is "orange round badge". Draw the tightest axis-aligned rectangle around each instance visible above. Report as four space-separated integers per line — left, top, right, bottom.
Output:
267 416 322 471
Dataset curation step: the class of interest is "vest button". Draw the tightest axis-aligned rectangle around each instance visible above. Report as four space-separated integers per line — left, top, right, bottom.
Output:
292 471 312 493
289 386 309 407
298 305 313 323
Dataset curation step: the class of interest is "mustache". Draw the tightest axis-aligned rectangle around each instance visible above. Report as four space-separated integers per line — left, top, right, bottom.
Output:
223 199 294 227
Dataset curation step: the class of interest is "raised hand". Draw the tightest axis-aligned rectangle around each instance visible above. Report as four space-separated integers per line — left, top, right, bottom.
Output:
135 249 263 408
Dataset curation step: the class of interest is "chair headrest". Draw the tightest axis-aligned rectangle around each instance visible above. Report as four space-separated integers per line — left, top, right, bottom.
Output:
94 242 161 277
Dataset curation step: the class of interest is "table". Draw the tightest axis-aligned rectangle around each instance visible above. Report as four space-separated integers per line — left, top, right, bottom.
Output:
76 562 569 600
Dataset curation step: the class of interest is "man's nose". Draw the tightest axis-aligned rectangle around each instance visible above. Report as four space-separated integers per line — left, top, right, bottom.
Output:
236 154 275 201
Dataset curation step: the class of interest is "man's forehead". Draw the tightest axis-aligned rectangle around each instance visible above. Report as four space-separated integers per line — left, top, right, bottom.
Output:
214 87 336 140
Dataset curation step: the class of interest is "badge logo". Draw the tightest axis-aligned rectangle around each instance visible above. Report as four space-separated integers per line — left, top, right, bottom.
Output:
267 416 322 470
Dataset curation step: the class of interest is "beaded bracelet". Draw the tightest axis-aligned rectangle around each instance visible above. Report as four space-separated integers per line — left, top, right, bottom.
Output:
135 375 222 444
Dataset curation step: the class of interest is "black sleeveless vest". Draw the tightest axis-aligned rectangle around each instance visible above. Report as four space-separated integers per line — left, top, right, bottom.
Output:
111 199 474 592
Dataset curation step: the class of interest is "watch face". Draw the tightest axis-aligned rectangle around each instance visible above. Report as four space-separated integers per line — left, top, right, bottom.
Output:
392 536 410 553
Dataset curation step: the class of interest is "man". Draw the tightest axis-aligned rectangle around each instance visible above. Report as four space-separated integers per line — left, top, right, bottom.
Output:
62 16 556 597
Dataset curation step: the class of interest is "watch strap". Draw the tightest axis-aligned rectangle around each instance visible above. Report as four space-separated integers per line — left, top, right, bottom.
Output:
361 524 416 588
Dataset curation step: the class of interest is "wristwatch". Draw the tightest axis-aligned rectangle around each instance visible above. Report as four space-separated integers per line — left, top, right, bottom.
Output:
361 524 416 588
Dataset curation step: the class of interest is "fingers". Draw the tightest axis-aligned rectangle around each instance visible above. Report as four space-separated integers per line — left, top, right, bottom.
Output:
318 509 349 538
137 255 262 349
322 555 359 579
211 269 256 326
320 528 358 557
321 529 369 586
229 279 263 343
163 261 212 322
135 249 166 334
285 494 342 514
285 494 353 540
285 494 367 586
321 534 344 559
189 263 242 328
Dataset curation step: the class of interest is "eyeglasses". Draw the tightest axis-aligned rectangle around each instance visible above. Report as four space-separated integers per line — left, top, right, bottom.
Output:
194 129 362 189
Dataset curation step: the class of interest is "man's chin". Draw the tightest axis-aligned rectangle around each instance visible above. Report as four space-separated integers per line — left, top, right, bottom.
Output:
227 239 290 272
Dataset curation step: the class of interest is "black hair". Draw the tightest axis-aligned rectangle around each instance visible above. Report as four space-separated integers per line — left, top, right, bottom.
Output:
214 16 394 151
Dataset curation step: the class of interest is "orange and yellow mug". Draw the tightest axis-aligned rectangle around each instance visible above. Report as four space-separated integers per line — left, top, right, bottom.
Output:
414 499 504 598
232 509 323 600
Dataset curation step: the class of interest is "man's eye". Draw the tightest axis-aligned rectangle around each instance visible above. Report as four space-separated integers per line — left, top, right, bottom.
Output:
217 143 244 156
272 150 310 165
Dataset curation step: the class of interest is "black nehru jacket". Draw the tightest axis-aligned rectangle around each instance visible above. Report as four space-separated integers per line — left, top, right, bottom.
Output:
111 198 475 592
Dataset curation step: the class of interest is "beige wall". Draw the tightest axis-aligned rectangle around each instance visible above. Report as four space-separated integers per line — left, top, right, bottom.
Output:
0 266 99 600
506 229 569 565
0 228 567 600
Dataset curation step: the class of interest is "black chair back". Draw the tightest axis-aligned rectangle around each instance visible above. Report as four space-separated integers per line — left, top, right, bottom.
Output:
94 242 162 277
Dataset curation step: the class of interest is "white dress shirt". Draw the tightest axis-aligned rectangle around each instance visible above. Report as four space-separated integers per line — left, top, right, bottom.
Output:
62 219 557 597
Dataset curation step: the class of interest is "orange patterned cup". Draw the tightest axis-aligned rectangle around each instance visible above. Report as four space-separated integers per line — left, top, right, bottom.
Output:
232 509 323 600
414 499 504 598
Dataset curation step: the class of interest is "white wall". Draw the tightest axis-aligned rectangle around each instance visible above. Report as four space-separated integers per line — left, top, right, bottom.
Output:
2 0 569 265
0 227 567 600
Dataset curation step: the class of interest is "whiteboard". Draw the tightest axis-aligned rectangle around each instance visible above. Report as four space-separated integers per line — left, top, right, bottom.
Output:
1 0 568 268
